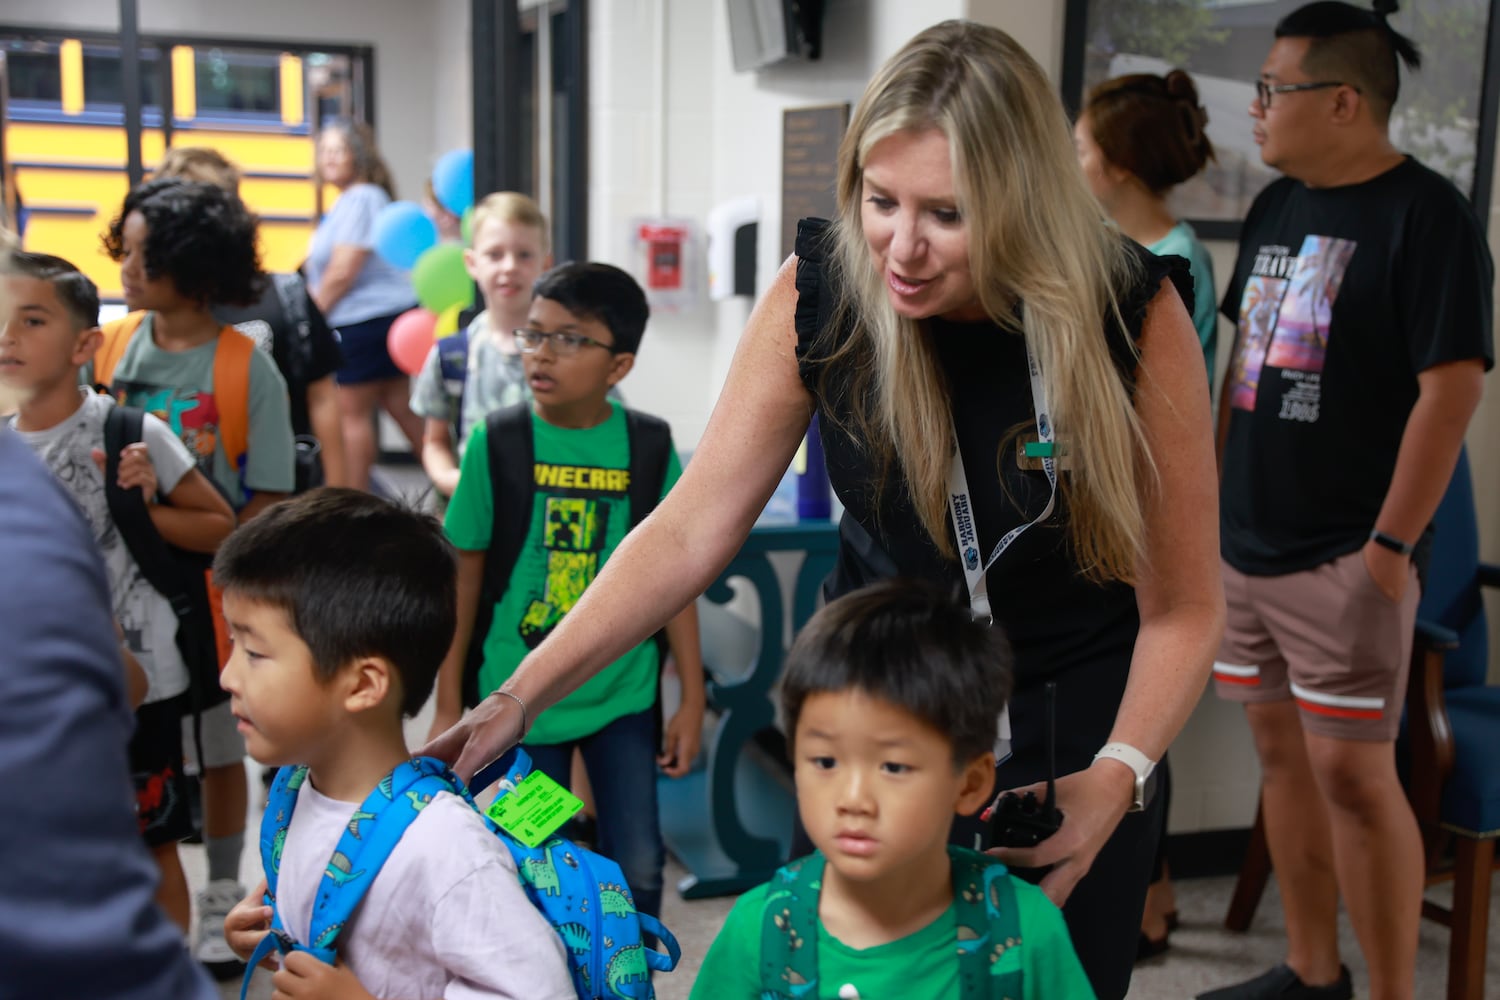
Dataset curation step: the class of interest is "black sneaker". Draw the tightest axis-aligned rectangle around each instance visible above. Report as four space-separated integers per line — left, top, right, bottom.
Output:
1197 964 1352 1000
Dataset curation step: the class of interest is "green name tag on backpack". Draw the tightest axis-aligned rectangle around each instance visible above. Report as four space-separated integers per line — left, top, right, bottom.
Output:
485 770 584 847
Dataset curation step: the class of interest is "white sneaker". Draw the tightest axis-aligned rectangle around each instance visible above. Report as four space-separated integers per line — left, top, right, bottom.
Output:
194 878 247 980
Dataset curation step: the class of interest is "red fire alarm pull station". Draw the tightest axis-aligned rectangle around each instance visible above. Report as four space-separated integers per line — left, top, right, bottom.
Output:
638 223 689 291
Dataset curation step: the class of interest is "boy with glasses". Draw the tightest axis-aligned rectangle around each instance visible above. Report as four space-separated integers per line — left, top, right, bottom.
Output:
1207 3 1492 998
432 262 705 927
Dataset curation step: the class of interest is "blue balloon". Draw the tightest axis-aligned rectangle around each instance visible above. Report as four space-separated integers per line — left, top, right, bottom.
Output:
372 201 439 271
432 148 475 216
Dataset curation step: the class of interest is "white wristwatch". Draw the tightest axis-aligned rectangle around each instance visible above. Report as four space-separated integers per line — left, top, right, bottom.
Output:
1093 742 1157 812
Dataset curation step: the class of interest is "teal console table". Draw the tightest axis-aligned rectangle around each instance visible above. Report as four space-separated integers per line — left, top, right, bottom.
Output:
657 521 840 898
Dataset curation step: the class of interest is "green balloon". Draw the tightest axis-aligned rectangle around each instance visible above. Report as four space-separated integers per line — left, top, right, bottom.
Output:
461 206 475 244
411 243 474 314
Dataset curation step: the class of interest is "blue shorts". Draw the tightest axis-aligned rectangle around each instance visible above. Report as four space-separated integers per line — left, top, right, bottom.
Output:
335 309 411 385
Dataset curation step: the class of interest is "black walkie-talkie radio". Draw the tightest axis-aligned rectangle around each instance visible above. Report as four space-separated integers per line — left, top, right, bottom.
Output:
987 680 1064 847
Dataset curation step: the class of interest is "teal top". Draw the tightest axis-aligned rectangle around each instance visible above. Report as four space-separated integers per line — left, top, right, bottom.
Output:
1150 220 1217 380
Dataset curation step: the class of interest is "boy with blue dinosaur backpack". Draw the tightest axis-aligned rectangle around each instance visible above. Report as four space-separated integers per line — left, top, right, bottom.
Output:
691 579 1095 999
215 489 575 999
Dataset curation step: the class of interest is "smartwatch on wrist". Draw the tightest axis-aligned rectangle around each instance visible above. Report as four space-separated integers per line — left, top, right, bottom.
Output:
1093 742 1157 812
1369 529 1414 557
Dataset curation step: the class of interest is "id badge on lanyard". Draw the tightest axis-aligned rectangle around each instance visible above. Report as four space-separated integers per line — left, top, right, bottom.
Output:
946 337 1057 765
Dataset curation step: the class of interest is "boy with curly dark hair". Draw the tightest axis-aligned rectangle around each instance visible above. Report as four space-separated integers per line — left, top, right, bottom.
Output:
95 177 296 979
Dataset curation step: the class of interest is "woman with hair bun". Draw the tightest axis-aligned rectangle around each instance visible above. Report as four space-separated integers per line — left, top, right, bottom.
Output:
1076 70 1219 377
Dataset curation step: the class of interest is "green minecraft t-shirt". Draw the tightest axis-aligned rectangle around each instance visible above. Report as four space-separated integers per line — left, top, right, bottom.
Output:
445 401 682 744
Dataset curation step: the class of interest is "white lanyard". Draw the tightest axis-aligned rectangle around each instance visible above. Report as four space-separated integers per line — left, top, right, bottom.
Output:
946 336 1058 763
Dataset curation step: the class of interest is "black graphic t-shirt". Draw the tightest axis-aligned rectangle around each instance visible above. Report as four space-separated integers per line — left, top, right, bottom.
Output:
1220 157 1493 575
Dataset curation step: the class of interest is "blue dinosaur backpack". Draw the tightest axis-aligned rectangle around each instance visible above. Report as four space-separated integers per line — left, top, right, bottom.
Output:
244 752 680 1000
758 846 1025 999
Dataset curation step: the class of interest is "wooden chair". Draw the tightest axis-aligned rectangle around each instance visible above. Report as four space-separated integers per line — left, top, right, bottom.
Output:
1224 450 1500 1000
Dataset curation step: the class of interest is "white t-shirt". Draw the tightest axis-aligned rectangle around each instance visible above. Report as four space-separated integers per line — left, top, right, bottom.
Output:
9 389 195 703
274 780 575 1000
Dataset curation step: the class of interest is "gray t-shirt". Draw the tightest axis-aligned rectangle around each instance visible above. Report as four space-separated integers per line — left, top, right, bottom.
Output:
105 314 296 509
9 390 195 703
410 311 528 458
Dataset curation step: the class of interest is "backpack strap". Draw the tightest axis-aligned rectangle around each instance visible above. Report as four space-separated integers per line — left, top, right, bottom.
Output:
758 853 824 998
624 408 674 668
102 403 224 727
245 759 463 999
102 405 197 621
95 313 254 491
949 846 1025 999
623 408 672 530
436 317 473 444
95 311 147 390
212 325 255 481
460 402 536 707
757 849 1025 999
271 272 312 343
437 322 471 391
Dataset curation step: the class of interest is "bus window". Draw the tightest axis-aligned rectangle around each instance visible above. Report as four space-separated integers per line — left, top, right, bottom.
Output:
5 43 61 105
82 46 162 111
195 48 279 117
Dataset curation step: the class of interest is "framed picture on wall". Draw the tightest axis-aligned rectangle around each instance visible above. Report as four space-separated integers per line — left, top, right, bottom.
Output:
1060 0 1500 239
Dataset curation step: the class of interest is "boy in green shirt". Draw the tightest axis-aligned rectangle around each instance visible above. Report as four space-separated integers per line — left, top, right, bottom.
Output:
693 579 1095 999
435 262 705 925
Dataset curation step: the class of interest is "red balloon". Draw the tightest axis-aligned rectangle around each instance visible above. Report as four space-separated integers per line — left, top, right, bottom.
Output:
387 307 438 376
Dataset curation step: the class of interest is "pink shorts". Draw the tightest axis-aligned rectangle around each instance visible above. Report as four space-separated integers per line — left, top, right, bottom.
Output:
1214 550 1419 740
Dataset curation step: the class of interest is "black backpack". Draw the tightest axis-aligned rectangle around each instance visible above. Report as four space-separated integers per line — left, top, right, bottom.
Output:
102 405 229 722
461 403 673 707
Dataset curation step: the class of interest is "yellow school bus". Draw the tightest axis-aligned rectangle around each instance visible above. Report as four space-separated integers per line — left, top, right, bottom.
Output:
3 32 371 300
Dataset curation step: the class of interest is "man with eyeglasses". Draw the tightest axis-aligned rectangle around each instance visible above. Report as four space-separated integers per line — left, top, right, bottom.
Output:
1207 3 1493 999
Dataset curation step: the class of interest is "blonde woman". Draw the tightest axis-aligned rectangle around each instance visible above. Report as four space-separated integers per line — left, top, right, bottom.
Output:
426 21 1223 998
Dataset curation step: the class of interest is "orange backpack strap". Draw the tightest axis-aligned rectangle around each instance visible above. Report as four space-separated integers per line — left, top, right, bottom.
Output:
94 311 147 391
212 325 255 476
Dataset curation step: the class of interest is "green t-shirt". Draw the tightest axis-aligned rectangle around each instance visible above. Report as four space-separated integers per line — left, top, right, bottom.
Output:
106 314 296 508
444 401 682 744
1150 220 1218 380
691 872 1095 1000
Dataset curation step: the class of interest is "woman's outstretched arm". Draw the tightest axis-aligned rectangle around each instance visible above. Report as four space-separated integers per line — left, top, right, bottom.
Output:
424 258 816 779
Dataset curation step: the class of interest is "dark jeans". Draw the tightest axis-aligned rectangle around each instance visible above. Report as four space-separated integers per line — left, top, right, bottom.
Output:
523 707 665 921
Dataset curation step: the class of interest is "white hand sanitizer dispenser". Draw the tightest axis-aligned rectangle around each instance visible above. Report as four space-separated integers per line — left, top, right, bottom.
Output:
706 196 760 301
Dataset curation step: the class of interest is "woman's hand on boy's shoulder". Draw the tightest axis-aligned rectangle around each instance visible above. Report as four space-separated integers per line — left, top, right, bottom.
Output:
419 690 527 783
223 879 274 966
272 951 375 1000
657 695 705 778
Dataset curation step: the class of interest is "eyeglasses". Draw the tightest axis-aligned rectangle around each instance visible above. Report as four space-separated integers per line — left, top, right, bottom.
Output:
1255 79 1352 109
514 328 615 355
